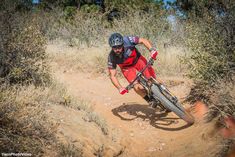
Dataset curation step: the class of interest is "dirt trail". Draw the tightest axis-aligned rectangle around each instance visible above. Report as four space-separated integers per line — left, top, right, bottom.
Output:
52 69 221 157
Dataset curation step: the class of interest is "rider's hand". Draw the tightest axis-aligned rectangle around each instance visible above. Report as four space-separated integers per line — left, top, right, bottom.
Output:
119 87 128 95
150 47 158 60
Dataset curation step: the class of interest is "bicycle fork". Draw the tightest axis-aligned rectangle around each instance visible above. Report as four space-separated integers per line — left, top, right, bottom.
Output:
149 77 178 104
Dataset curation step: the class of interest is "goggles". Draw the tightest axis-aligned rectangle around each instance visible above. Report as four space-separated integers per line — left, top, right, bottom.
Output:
112 45 123 49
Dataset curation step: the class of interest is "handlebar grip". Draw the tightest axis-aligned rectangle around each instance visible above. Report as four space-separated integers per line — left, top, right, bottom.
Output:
120 89 128 95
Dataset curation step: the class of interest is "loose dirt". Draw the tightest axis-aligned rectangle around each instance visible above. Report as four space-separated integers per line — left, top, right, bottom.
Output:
46 43 223 157
51 69 222 157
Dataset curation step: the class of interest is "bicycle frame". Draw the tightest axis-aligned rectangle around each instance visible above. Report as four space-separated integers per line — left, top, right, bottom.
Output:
125 58 178 104
126 58 154 91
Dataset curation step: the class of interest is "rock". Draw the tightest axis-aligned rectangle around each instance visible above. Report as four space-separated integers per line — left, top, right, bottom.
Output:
130 131 134 137
147 147 157 152
161 143 166 146
158 146 163 151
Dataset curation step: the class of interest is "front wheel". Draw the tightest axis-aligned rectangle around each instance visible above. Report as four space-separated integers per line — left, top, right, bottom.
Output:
151 84 194 124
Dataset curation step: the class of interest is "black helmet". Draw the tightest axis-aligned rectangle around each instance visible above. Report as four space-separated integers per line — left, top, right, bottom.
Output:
108 33 124 47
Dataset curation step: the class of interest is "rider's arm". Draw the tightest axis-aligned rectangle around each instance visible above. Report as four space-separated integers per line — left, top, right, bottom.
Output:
138 38 153 50
138 37 158 60
108 68 122 90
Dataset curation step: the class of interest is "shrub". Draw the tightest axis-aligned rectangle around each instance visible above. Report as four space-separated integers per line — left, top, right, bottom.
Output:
0 86 57 155
184 18 234 85
80 4 100 13
0 83 87 156
0 10 50 86
182 2 235 121
64 6 77 19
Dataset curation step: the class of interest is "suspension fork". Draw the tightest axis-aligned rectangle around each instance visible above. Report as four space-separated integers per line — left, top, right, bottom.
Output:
149 77 178 103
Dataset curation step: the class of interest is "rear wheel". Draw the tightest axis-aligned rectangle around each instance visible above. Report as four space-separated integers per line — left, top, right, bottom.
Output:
151 84 194 124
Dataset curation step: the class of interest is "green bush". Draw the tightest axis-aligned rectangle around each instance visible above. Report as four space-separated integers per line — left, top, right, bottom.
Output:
64 6 77 19
184 18 234 85
80 4 100 13
182 3 235 121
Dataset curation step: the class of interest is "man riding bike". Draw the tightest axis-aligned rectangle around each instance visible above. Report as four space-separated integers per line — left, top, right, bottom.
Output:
107 33 160 108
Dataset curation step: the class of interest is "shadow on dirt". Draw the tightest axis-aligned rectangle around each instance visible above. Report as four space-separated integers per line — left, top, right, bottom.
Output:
112 102 193 131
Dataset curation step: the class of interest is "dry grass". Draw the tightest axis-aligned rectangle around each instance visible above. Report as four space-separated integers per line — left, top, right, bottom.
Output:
47 40 187 77
46 9 178 53
0 86 57 156
47 41 110 74
58 143 83 157
85 112 108 135
0 82 94 156
49 79 109 135
206 80 235 122
44 7 187 77
154 46 188 76
37 77 98 114
187 79 235 120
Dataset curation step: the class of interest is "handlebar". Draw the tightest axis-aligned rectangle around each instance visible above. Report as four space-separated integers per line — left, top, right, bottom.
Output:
125 58 154 91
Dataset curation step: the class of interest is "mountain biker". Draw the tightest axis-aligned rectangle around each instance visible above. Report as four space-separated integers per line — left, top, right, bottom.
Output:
107 33 159 108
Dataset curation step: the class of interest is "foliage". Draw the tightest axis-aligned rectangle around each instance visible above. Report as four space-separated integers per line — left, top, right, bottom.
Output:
46 8 172 48
0 0 33 12
80 4 100 13
0 6 50 86
175 2 235 154
175 0 235 18
64 6 77 19
104 0 164 12
179 0 235 85
184 16 234 85
174 0 235 122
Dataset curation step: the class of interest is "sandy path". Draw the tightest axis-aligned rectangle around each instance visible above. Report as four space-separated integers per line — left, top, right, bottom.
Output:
52 70 221 157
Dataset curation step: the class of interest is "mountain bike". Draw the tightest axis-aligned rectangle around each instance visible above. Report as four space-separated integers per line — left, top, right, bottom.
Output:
125 58 195 124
